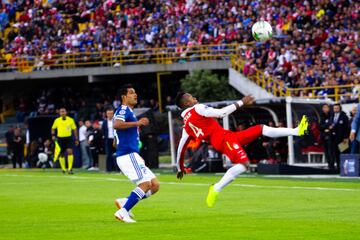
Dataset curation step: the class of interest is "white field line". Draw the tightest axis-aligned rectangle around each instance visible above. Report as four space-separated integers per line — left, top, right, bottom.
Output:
1 173 360 192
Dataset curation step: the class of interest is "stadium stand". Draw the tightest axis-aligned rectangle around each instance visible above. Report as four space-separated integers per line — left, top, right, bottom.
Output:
0 0 358 169
0 0 356 99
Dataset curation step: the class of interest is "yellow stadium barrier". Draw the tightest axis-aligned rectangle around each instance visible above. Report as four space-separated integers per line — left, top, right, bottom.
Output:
0 43 250 72
0 42 357 102
230 55 359 102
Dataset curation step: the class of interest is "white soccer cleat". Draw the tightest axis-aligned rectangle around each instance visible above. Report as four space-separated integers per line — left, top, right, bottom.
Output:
115 198 134 218
114 209 136 223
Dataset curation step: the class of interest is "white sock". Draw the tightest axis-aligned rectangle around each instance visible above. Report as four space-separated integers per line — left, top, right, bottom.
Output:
214 164 246 192
119 208 129 215
262 125 298 138
143 190 152 199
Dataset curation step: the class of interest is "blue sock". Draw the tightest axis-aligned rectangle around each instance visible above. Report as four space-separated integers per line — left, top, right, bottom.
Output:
123 187 145 211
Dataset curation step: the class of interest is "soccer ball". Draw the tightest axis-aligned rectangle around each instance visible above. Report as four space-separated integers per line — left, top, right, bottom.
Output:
252 20 273 42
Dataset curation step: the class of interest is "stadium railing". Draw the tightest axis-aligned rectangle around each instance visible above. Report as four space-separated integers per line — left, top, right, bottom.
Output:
0 42 357 102
0 43 247 72
230 56 359 103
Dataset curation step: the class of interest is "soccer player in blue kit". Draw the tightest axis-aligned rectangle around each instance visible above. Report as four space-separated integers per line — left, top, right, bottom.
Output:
113 84 160 223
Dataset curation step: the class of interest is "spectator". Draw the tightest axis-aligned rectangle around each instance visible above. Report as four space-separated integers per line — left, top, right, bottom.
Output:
77 100 91 121
262 120 277 162
350 104 360 154
0 0 357 105
92 102 104 121
165 96 174 107
113 96 121 109
138 99 147 108
83 120 94 169
149 99 159 112
332 103 350 171
12 127 24 168
36 139 54 169
16 97 28 122
26 140 39 168
79 119 92 169
319 104 336 170
102 107 116 172
87 120 102 171
5 126 14 161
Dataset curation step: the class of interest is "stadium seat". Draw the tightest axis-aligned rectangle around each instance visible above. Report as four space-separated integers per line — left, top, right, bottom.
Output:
302 146 326 164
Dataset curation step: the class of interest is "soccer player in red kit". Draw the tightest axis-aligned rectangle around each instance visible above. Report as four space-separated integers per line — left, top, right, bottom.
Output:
174 92 308 207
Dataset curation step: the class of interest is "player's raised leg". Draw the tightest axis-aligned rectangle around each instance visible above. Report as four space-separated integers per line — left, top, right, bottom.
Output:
262 115 308 138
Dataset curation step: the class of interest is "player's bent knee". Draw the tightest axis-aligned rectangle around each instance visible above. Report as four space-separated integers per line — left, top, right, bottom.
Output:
138 181 151 192
242 162 250 170
150 178 160 194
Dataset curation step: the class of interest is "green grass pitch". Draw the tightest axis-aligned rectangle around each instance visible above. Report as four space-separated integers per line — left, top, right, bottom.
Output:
1 169 360 240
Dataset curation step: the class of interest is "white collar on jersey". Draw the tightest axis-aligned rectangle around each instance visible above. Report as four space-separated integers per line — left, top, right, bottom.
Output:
121 104 134 112
180 104 197 118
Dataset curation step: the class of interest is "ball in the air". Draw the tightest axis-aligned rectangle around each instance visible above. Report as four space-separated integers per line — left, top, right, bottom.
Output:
252 20 273 42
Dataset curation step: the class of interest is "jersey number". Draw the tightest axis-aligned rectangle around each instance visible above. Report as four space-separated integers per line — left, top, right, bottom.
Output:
188 122 204 137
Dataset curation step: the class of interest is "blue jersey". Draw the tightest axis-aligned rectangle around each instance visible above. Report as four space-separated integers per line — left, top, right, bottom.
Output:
114 105 139 157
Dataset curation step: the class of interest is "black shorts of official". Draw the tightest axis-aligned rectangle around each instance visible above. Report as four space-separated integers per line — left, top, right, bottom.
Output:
57 137 74 154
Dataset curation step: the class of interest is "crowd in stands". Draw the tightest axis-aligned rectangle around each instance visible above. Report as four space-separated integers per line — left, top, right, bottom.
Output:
0 0 359 169
0 1 356 77
240 0 359 100
0 0 357 99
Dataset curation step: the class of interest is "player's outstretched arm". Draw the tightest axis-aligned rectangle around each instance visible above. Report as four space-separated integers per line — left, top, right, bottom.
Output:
241 95 254 105
176 129 190 180
195 95 254 118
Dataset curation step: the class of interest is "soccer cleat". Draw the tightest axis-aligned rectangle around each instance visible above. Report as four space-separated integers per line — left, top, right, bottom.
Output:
206 185 219 208
114 209 136 223
68 170 74 174
115 198 134 218
297 115 309 136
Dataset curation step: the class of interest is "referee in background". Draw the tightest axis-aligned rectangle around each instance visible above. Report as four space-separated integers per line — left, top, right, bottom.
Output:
51 106 79 174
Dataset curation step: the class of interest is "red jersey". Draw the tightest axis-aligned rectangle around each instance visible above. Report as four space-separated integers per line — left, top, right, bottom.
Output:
175 102 262 172
182 106 223 142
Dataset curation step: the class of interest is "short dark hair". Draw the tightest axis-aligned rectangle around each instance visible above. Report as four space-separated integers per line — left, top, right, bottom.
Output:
58 106 67 111
118 84 134 100
333 103 341 109
105 106 114 112
175 91 186 109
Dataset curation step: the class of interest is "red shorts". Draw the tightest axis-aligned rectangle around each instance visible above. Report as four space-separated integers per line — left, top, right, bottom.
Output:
210 125 263 164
